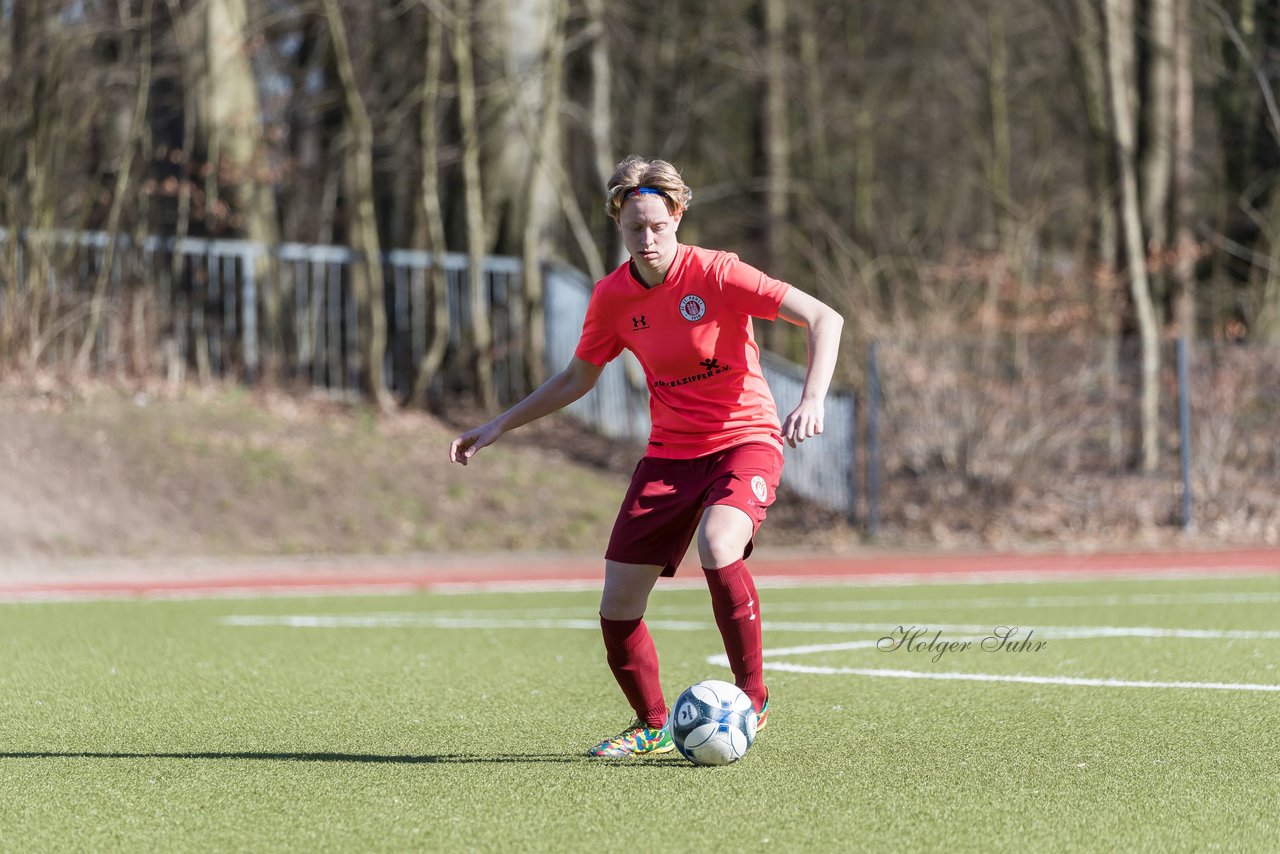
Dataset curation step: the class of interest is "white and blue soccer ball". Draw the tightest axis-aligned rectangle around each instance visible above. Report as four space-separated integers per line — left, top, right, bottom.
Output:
670 679 758 766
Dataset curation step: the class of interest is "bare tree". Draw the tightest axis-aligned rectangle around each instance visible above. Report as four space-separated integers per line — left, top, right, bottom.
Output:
204 0 282 374
1066 0 1126 469
77 0 156 375
321 0 391 408
983 2 1016 361
1 2 105 367
1171 0 1198 344
756 0 791 355
1142 0 1176 317
1105 0 1162 472
762 0 789 275
410 0 451 409
847 8 877 243
583 0 620 267
1207 0 1280 342
518 0 568 389
453 0 495 409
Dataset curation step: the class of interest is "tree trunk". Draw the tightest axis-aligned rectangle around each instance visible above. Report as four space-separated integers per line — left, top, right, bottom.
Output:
1070 0 1125 469
1253 201 1280 341
760 0 789 354
584 0 621 268
321 0 391 409
1208 0 1280 342
76 0 154 375
2 6 89 368
1142 0 1176 319
798 6 831 192
204 0 281 378
1171 0 1198 345
410 1 451 410
162 0 202 381
1253 0 1280 343
987 4 1013 245
19 22 66 366
763 0 789 274
1105 0 1162 472
519 0 567 391
985 3 1016 367
454 0 496 410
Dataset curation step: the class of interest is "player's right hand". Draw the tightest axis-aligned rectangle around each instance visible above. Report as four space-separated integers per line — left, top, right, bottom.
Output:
449 422 501 465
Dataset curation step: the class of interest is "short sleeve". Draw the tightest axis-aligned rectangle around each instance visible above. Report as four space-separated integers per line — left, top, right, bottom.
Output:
573 284 624 366
715 253 791 319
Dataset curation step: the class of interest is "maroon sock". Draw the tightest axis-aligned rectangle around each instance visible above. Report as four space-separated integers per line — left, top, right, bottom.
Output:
599 616 667 728
702 559 767 712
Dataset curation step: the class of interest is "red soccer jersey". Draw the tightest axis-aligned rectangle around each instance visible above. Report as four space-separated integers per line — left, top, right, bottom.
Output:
574 244 791 459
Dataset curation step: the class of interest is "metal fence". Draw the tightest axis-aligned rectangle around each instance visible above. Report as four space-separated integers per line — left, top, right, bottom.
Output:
0 228 859 517
0 229 530 401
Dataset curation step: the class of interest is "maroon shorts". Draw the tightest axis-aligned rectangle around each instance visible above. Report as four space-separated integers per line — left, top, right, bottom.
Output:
604 441 784 576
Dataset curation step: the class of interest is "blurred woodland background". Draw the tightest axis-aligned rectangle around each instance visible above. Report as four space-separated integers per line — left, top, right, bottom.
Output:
1 0 1278 548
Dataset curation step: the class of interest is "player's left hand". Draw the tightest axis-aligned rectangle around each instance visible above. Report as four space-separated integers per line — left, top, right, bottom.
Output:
781 399 824 448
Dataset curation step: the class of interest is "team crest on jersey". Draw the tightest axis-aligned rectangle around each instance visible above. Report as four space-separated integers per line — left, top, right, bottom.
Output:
751 476 768 502
679 294 706 322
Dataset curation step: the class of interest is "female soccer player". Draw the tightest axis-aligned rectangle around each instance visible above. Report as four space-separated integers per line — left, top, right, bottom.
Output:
449 155 843 757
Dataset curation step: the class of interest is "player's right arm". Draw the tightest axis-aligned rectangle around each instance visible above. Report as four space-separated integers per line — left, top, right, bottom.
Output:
448 357 605 465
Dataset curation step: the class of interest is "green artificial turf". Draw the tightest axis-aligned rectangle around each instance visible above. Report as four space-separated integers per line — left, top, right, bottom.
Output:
1 572 1277 852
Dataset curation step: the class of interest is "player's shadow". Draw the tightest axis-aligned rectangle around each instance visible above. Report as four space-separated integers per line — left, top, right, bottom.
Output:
0 750 680 767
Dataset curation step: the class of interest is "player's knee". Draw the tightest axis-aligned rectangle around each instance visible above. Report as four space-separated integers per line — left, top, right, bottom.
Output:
599 588 647 621
697 525 748 569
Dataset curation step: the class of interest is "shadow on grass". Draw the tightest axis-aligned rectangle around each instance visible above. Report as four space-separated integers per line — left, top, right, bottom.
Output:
0 750 685 767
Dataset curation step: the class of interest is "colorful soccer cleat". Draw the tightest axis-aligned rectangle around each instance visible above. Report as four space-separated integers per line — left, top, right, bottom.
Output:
587 719 675 758
755 693 770 733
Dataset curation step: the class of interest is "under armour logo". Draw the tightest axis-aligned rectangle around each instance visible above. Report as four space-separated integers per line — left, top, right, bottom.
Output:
632 315 650 330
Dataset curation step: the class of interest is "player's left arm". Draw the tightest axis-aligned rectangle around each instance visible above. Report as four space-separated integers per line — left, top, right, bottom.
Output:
774 287 844 448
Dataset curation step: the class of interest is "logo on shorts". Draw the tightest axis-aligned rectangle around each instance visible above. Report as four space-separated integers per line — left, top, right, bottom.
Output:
679 294 706 322
751 476 768 502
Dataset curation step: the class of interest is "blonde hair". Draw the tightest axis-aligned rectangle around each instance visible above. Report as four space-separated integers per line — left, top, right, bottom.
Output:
604 155 693 221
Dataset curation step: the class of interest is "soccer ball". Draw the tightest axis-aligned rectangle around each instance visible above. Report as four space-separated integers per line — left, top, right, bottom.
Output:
670 679 758 766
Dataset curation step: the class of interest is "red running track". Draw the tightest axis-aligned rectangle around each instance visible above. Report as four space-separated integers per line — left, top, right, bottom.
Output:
0 548 1276 600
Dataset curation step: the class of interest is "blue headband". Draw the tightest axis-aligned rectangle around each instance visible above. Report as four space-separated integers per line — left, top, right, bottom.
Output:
625 186 664 199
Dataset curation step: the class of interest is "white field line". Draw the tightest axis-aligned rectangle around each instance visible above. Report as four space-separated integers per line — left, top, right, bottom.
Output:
821 623 1280 640
500 589 1280 617
723 625 1280 661
756 591 1280 612
201 588 1280 622
759 639 885 656
220 615 715 631
755 663 1280 693
219 612 1280 693
721 635 1280 696
426 567 1278 595
221 613 1280 642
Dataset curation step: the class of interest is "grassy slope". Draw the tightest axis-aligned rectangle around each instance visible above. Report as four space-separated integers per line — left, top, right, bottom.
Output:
0 382 859 562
